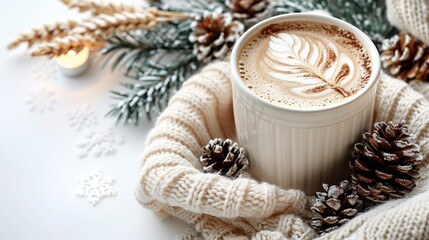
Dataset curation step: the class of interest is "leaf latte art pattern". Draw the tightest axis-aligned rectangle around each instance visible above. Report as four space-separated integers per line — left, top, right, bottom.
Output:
263 33 357 98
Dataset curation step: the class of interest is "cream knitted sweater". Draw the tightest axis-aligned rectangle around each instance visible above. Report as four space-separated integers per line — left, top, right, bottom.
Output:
136 61 429 239
387 0 429 45
136 1 429 238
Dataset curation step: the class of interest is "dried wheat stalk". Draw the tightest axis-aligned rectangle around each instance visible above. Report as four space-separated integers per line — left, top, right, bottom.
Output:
71 10 173 37
31 35 104 57
7 20 77 49
61 0 142 16
8 8 191 57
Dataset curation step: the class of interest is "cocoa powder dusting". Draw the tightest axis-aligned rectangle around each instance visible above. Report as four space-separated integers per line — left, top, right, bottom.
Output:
323 50 337 72
239 21 373 109
261 21 372 85
335 65 350 84
305 85 329 93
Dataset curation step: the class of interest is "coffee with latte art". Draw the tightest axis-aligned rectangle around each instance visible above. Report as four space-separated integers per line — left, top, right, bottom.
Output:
238 21 372 109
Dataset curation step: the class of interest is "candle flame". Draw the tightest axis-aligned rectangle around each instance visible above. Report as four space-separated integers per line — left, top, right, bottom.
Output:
55 47 89 72
68 50 77 56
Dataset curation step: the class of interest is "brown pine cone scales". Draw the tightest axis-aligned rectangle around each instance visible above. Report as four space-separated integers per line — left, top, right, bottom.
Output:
311 180 363 235
381 32 429 82
189 9 244 63
226 0 271 23
350 121 423 203
200 138 249 178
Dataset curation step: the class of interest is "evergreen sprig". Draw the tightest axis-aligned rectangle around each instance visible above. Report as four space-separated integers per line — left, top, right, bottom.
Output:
274 0 328 13
102 21 193 71
103 21 200 124
106 55 200 124
150 0 227 14
274 0 397 48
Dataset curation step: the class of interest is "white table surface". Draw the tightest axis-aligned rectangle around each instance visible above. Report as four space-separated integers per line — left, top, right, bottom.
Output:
0 1 188 239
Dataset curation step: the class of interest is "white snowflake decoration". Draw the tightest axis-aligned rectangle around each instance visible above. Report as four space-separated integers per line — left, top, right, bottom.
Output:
76 128 124 158
67 105 98 131
76 170 116 206
26 88 56 113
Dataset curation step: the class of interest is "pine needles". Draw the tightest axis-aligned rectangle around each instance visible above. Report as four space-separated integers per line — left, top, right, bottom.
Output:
274 0 397 48
103 21 200 124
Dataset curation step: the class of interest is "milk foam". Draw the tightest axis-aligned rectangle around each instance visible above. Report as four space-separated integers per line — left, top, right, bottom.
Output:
238 22 372 109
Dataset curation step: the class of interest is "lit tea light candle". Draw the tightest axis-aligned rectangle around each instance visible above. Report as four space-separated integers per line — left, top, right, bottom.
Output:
55 47 90 77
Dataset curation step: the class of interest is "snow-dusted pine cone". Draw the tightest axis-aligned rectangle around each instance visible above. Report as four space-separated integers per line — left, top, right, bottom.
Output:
189 9 244 63
226 0 271 24
200 138 249 178
381 32 429 82
311 180 363 235
350 121 423 203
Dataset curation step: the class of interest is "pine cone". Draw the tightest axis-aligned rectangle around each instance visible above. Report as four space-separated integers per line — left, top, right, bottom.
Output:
200 138 249 178
226 0 270 23
350 121 423 203
311 180 363 235
381 32 429 82
189 9 244 63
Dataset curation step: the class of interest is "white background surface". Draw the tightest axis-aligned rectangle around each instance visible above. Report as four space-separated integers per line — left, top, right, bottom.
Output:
0 0 187 239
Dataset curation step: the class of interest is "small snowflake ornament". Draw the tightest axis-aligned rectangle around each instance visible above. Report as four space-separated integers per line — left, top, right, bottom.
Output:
67 105 98 131
76 170 116 206
26 88 56 113
76 128 124 158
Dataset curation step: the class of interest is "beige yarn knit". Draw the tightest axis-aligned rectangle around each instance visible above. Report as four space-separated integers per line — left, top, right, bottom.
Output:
136 61 429 239
136 2 429 239
387 0 429 45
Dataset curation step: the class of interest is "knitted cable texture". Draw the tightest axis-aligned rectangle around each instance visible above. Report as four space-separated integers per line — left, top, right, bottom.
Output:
410 80 429 99
136 2 429 238
387 0 429 45
136 61 429 239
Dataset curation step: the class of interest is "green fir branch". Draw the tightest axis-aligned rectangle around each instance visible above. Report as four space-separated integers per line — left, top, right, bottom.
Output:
150 0 227 14
274 0 328 13
274 0 397 48
106 55 200 124
102 21 193 72
103 20 201 124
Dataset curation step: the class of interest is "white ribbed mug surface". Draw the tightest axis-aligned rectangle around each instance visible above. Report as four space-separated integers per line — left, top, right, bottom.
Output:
230 14 381 194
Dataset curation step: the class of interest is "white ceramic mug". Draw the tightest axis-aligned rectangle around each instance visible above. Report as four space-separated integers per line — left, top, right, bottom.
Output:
230 13 381 194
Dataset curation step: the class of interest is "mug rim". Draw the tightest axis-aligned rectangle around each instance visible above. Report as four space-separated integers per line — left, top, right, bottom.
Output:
230 13 381 113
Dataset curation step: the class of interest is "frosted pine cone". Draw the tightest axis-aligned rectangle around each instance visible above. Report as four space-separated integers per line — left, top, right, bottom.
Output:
200 138 249 178
381 32 429 82
189 9 244 63
311 180 363 235
226 0 271 24
350 121 422 203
